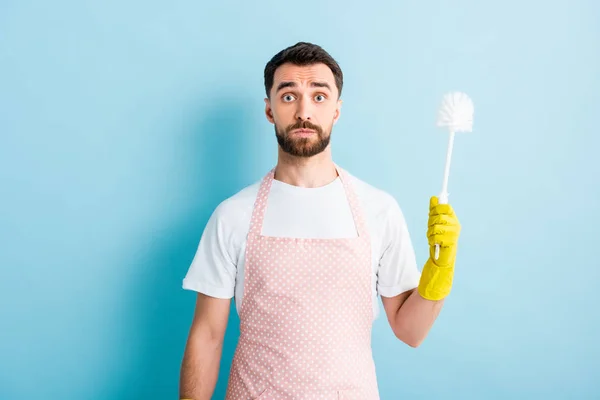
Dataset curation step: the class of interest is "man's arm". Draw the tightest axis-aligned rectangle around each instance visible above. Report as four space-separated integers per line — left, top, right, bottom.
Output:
179 293 231 400
381 195 460 348
381 289 444 348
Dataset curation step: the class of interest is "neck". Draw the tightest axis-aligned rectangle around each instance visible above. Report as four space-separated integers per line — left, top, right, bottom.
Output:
274 147 338 188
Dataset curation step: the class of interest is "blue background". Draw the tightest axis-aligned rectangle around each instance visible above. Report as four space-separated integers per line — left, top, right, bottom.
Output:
1 1 599 399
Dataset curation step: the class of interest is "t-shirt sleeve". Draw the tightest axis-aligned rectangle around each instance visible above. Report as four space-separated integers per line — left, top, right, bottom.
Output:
182 203 237 299
377 197 421 298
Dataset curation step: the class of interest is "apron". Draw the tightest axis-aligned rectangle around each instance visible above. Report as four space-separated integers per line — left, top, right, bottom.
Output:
225 165 380 400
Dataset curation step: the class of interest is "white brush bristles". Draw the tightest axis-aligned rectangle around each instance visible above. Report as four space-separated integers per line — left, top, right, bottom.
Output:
436 92 474 133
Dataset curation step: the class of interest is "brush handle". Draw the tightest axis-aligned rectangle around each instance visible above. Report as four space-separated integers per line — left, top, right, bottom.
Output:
434 132 455 261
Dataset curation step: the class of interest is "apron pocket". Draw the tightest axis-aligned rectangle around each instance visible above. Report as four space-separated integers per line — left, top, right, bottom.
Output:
254 388 272 399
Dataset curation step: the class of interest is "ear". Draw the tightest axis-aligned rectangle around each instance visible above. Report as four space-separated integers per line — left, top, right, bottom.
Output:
333 99 343 125
264 97 275 124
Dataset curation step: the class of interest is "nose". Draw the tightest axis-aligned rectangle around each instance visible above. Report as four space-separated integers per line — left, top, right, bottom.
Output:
295 96 312 121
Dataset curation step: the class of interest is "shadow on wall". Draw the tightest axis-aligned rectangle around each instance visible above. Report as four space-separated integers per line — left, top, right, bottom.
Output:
108 96 256 400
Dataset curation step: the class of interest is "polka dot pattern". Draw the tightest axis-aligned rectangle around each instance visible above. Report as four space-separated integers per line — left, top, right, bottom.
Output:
225 165 380 400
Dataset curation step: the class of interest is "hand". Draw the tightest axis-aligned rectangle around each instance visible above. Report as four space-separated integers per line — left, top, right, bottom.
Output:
427 196 461 267
417 196 461 301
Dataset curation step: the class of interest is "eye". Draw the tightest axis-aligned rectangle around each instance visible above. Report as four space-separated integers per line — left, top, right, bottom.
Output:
315 94 326 102
282 94 296 102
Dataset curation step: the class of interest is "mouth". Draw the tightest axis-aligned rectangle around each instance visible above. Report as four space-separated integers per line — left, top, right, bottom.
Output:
290 128 316 137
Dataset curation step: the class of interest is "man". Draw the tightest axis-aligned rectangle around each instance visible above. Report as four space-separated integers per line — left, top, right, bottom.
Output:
179 42 461 400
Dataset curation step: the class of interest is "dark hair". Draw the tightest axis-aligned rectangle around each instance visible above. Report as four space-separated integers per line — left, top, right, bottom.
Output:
264 42 343 99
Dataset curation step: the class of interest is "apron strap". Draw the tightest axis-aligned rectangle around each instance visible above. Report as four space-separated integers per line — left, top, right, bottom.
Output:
248 168 275 236
335 164 369 239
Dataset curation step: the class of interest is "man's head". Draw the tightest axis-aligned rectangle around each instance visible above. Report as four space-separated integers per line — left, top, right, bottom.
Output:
264 42 343 158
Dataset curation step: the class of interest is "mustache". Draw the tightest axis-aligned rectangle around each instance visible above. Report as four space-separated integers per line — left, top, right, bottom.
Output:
285 120 323 134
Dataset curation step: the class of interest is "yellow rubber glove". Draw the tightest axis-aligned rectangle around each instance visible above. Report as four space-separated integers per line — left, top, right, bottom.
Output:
417 196 461 301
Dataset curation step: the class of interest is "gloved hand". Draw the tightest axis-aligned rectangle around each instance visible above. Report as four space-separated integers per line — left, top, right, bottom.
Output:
417 196 461 301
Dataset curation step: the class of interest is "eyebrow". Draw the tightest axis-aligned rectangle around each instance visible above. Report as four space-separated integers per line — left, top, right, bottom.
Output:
275 81 332 93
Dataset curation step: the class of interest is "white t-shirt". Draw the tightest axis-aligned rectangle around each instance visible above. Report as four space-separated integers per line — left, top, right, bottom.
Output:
182 168 421 320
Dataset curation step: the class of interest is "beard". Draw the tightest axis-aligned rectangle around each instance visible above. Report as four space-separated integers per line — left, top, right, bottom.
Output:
275 120 332 158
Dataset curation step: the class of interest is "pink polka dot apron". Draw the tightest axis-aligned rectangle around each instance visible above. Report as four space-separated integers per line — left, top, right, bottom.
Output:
225 165 380 400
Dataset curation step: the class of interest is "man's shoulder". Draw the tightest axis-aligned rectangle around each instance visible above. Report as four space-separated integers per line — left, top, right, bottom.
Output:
342 168 400 212
341 167 411 237
211 179 261 224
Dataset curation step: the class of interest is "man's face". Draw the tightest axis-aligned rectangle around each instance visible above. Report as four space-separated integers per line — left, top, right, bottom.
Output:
265 63 342 158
